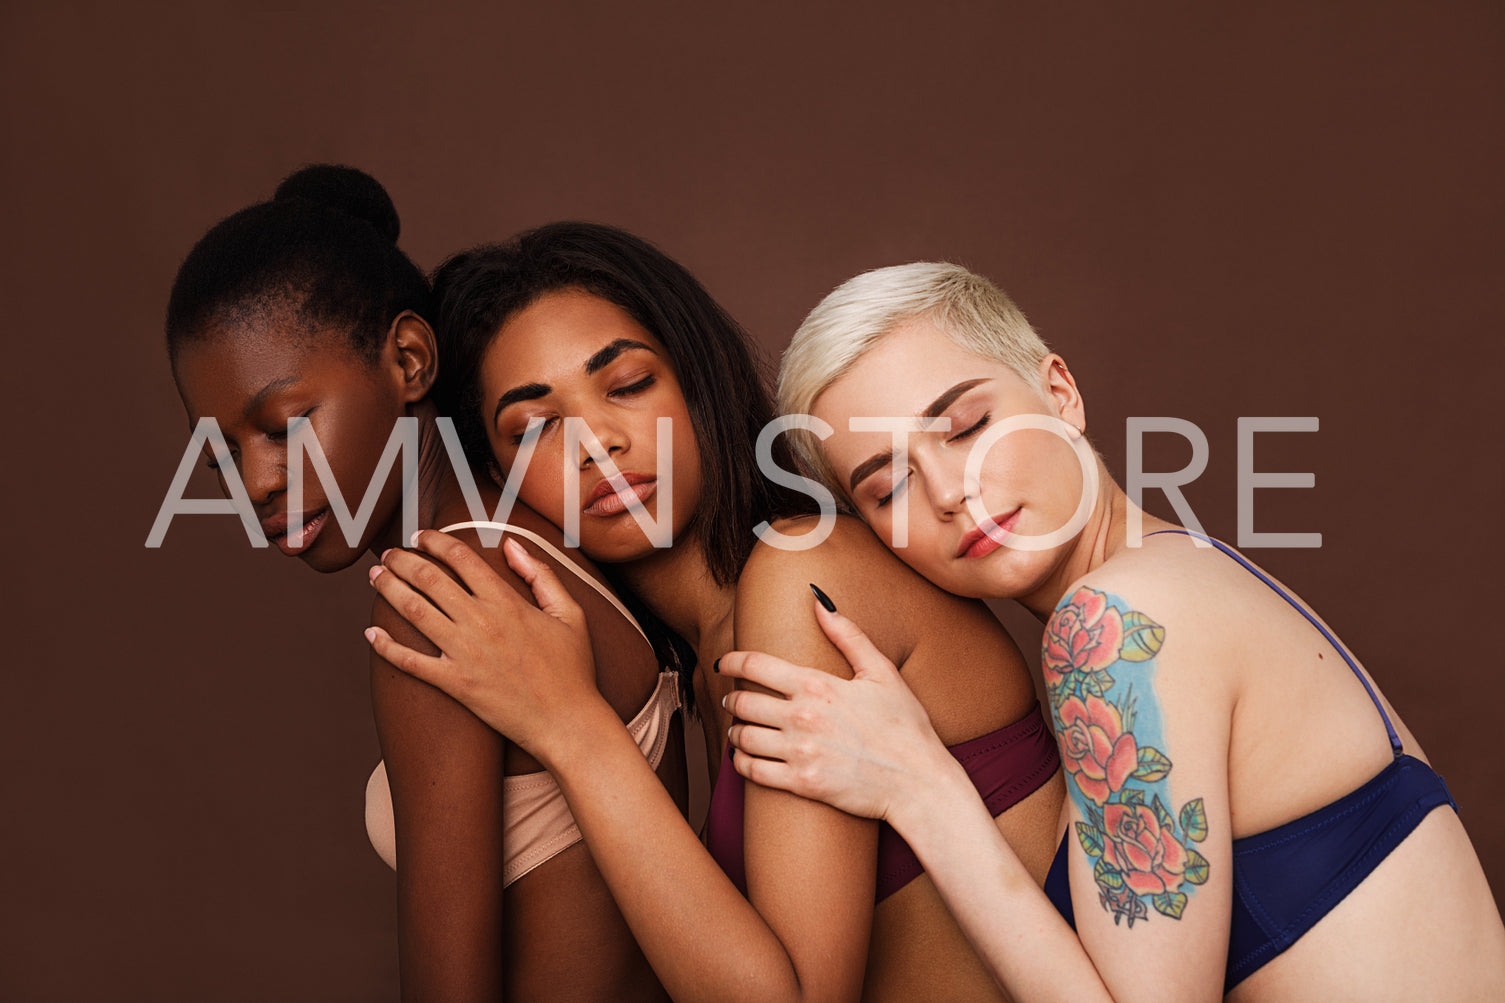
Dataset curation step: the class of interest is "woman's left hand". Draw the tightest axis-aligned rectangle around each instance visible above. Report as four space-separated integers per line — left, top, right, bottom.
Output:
719 599 958 824
364 530 603 762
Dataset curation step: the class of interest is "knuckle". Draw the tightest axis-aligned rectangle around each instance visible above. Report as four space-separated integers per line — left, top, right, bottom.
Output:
399 597 427 623
799 675 829 699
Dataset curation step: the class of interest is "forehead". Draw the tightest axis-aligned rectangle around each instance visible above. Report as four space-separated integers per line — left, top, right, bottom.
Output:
173 319 363 418
811 317 1007 426
486 289 662 384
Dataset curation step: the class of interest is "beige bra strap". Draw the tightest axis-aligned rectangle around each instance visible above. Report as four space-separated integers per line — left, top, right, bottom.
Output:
437 521 648 644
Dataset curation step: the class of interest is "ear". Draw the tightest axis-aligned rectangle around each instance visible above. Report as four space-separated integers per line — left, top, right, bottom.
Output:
1038 353 1086 438
386 311 438 403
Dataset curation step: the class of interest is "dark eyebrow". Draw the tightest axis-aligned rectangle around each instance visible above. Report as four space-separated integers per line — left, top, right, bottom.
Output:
492 340 657 425
493 382 552 423
848 379 993 494
243 377 300 419
921 378 990 419
584 338 655 375
848 451 895 494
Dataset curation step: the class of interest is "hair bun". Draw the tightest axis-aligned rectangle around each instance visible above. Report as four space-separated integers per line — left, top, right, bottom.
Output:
274 164 401 243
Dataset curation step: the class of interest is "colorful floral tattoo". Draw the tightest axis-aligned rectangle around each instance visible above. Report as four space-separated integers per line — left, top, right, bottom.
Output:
1045 586 1209 927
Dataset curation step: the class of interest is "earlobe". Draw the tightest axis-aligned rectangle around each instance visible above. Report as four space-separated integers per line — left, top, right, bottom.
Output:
389 311 438 402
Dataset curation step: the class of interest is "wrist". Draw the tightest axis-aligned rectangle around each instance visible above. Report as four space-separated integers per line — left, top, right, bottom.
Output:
886 740 974 835
533 692 622 775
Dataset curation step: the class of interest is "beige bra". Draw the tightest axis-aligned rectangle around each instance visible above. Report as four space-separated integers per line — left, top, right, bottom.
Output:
364 521 681 887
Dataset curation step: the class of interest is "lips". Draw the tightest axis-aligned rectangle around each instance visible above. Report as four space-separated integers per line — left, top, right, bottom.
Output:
955 508 1021 560
583 472 657 517
261 508 331 556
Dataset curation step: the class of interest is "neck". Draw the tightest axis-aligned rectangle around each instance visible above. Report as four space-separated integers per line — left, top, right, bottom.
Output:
615 526 736 652
1017 457 1161 621
367 399 460 557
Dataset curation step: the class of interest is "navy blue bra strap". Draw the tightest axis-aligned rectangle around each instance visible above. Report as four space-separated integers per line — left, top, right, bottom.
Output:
1144 529 1404 756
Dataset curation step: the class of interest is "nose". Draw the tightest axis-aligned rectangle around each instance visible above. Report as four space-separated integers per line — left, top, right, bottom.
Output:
238 442 287 507
926 453 977 520
576 414 630 471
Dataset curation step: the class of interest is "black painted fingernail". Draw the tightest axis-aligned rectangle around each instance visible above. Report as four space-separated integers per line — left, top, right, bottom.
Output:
712 657 721 674
810 583 837 613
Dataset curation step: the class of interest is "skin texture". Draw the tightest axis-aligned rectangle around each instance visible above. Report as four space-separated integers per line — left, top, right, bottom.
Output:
174 309 684 1001
716 315 1505 1001
366 288 1064 1002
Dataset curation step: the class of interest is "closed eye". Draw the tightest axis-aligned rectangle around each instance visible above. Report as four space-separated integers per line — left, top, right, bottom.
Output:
949 412 990 443
876 471 911 509
266 409 315 444
511 416 556 446
609 374 656 398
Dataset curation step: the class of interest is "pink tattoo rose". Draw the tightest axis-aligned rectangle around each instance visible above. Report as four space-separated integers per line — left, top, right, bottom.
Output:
1101 803 1189 897
1044 587 1125 687
1058 695 1138 805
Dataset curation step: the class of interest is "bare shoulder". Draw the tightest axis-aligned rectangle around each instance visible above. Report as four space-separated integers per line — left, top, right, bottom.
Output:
736 515 1019 678
1055 535 1257 698
430 498 660 724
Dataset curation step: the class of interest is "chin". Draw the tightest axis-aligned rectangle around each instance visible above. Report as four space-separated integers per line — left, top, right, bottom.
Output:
298 543 366 575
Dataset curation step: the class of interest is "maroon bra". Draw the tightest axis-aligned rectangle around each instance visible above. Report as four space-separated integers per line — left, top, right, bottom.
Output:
706 702 1061 901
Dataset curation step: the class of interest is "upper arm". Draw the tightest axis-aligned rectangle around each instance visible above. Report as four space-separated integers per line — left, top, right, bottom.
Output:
732 522 911 1000
370 552 512 1002
1044 580 1233 1001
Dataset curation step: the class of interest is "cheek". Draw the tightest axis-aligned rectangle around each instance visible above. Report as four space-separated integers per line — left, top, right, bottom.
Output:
503 438 572 515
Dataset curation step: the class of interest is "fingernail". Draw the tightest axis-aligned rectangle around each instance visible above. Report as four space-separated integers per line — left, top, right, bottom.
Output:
712 657 721 674
368 565 384 582
363 628 376 643
380 549 392 562
810 583 837 613
410 531 423 548
720 694 729 709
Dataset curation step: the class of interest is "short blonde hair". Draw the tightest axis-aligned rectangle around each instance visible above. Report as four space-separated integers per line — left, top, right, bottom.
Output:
778 262 1050 498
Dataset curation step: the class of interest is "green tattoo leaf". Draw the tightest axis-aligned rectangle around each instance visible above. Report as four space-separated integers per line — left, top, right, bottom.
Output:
1183 847 1210 885
1076 821 1105 857
1180 798 1209 843
1152 795 1175 830
1118 611 1166 662
1152 890 1188 919
1131 745 1172 782
1094 857 1125 890
1121 788 1146 806
1081 672 1104 698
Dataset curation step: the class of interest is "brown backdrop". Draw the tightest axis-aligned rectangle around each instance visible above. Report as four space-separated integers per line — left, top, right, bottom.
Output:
4 3 1501 1000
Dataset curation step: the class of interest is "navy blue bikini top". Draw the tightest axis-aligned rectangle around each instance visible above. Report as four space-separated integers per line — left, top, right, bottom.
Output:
1042 530 1456 992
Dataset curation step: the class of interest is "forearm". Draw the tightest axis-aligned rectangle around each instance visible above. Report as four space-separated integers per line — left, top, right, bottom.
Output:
892 762 1112 1003
540 701 822 1003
